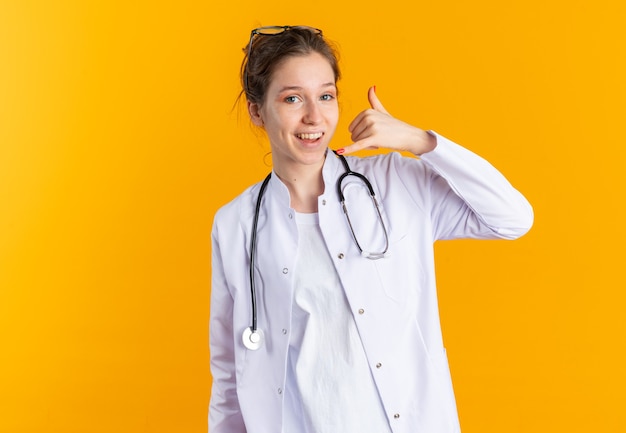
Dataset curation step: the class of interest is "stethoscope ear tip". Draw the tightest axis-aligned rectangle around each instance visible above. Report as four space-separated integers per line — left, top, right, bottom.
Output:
242 327 263 350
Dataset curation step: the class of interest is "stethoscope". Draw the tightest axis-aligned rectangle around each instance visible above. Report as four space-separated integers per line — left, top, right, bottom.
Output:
243 151 389 350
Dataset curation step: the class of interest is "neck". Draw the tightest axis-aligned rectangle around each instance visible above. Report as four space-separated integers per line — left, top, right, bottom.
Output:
274 160 325 213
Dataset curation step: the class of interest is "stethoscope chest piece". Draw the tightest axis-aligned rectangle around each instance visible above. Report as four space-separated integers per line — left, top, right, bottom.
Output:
242 326 263 350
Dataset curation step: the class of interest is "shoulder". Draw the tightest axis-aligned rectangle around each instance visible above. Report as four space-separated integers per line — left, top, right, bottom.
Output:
212 180 264 232
346 151 431 182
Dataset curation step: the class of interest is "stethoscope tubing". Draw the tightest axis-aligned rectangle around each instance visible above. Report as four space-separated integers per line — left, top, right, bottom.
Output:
249 173 272 334
244 152 388 350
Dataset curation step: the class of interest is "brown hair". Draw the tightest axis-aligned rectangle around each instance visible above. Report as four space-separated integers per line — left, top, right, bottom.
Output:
240 26 341 105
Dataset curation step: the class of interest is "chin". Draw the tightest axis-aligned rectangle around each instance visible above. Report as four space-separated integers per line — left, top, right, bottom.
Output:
298 147 327 165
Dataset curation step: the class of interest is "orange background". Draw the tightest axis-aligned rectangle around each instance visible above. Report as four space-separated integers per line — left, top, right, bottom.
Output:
1 1 625 432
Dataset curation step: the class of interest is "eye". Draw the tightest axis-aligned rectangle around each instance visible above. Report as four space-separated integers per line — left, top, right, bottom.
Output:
320 93 335 101
284 95 301 103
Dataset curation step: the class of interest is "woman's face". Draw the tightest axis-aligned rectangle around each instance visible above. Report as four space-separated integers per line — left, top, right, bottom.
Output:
249 52 339 173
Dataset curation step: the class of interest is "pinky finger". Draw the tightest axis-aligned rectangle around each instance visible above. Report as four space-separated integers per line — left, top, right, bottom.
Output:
337 139 378 155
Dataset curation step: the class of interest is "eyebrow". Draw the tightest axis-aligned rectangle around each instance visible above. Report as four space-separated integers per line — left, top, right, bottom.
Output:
277 83 336 93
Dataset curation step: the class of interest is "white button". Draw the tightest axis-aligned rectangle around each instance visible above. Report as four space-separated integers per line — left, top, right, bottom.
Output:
277 388 283 394
376 362 382 368
282 329 287 335
338 253 344 259
394 413 400 419
322 199 327 205
282 268 288 274
288 213 293 219
358 308 365 314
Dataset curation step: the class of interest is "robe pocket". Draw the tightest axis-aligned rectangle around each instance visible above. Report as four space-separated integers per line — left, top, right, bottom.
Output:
234 328 252 386
372 233 424 304
429 347 459 418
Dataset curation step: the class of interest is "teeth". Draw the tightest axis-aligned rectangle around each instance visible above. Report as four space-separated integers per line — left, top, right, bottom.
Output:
297 132 323 140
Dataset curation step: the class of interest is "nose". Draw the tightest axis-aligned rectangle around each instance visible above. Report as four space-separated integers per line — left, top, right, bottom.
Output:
303 101 322 124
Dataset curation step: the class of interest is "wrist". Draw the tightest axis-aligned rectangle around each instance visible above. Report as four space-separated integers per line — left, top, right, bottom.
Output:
414 130 437 155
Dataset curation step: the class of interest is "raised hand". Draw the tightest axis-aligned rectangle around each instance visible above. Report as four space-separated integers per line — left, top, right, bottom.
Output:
337 86 436 156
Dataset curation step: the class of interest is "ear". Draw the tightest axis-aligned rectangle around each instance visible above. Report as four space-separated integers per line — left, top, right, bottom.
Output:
247 101 264 127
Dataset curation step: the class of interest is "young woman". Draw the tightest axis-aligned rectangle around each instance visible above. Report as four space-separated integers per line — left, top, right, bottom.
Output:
209 26 533 433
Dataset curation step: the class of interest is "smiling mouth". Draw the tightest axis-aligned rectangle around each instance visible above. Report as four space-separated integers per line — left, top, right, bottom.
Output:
296 132 323 140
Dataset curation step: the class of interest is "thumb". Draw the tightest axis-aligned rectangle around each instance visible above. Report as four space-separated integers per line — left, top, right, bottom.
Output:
368 85 389 114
